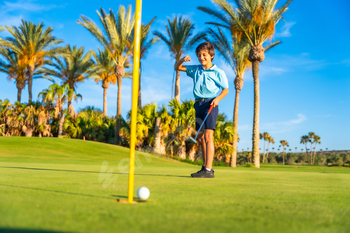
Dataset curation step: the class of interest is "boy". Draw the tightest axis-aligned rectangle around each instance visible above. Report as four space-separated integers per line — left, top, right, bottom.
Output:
175 41 229 178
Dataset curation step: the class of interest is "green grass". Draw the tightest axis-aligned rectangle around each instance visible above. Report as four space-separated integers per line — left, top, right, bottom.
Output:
1 137 350 233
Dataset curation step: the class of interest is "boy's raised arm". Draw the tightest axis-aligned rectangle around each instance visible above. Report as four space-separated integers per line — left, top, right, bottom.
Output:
175 55 191 72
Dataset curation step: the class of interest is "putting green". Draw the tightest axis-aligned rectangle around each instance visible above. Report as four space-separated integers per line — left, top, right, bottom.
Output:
1 137 350 233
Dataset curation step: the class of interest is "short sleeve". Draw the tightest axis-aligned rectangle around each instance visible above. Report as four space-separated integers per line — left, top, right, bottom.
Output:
185 65 198 79
216 70 229 89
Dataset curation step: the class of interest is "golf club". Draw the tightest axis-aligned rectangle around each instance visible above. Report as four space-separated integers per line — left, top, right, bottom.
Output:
185 104 214 145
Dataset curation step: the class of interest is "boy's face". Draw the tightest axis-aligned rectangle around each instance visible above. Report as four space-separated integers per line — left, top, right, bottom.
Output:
196 49 214 67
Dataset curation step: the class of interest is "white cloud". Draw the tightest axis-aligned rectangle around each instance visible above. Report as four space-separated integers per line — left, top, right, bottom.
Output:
238 114 307 133
275 22 295 38
262 114 307 133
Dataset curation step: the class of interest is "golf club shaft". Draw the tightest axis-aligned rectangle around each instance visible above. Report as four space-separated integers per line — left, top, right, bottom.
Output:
194 104 214 140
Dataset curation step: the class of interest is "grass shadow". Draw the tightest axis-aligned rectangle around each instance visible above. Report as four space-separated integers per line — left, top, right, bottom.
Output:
0 166 190 178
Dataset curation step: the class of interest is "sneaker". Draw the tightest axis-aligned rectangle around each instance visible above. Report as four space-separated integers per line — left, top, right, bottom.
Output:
191 168 215 178
190 166 205 177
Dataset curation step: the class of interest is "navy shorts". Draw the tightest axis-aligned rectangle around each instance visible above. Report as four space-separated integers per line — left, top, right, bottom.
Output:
194 98 219 131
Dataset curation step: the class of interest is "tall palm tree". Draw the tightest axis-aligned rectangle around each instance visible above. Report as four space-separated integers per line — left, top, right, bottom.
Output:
280 140 288 165
78 6 134 145
266 135 275 162
308 131 315 156
0 49 27 102
131 17 159 108
38 83 81 137
153 16 206 103
312 135 321 164
199 0 292 168
91 48 117 116
4 20 63 102
0 49 54 103
259 132 270 163
40 45 94 111
300 134 310 161
206 27 251 167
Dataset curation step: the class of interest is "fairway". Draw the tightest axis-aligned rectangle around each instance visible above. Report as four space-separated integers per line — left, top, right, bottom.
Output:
1 137 350 233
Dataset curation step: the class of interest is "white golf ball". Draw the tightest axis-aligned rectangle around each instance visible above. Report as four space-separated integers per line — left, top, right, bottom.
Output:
137 187 150 200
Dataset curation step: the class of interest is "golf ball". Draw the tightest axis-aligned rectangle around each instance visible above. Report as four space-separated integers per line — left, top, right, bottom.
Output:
137 187 150 200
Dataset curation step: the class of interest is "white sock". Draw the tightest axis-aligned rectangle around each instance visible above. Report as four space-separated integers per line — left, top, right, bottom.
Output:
206 167 211 171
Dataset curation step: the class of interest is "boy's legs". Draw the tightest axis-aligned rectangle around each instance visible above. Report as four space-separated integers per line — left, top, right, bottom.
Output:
204 129 214 169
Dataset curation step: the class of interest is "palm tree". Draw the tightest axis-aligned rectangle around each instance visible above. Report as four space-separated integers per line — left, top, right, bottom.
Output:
259 132 270 163
40 45 94 112
313 135 321 164
168 99 196 159
206 27 250 167
266 135 275 162
198 0 292 168
91 48 117 116
0 49 27 102
300 135 309 157
153 16 206 102
308 132 315 157
0 49 54 103
131 17 159 107
38 84 81 137
280 140 288 165
78 6 134 145
154 105 172 155
4 20 63 102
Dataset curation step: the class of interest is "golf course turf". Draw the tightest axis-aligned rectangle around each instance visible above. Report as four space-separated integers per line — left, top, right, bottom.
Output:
1 137 349 233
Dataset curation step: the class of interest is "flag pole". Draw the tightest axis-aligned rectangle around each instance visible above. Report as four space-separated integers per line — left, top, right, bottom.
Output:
128 0 142 204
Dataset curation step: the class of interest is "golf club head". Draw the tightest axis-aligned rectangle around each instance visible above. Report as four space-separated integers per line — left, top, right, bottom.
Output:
185 136 197 145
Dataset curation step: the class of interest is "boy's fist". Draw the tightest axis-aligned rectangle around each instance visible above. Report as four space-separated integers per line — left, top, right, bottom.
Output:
182 56 191 62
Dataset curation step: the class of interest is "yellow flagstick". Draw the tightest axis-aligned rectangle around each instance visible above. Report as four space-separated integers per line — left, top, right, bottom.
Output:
128 0 142 204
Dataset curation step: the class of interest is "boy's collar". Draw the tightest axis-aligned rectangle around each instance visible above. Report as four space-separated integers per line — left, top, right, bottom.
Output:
200 64 216 70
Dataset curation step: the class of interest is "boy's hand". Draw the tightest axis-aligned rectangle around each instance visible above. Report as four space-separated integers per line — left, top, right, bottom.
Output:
182 56 191 62
211 98 220 107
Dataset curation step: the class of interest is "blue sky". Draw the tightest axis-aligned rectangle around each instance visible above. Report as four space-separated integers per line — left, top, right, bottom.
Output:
0 0 349 151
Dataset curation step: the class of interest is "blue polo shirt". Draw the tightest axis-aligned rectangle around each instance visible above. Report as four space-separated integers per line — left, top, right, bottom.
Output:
185 65 229 99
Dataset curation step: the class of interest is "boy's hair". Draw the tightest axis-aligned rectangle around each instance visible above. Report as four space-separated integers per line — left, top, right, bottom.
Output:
195 42 215 61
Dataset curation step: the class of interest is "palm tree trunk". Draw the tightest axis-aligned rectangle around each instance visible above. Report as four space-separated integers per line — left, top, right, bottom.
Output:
153 117 162 154
17 88 22 103
102 81 109 117
103 87 107 116
305 144 308 156
230 89 240 167
27 64 34 103
188 145 197 161
16 81 25 103
266 142 270 162
283 150 285 165
114 76 122 145
177 141 186 159
138 69 142 108
263 140 266 163
58 110 65 138
175 70 180 103
252 61 260 168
